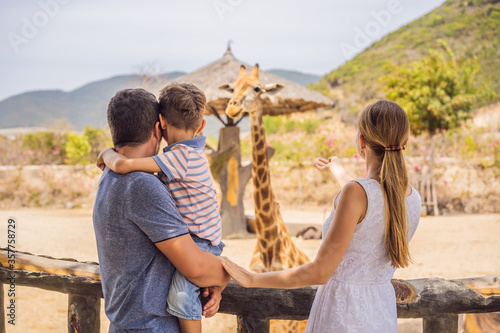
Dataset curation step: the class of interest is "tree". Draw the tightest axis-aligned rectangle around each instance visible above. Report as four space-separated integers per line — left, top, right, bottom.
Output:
384 41 478 175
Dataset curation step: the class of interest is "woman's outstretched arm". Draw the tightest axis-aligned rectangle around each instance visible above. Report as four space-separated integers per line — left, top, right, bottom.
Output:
313 156 352 188
221 181 367 289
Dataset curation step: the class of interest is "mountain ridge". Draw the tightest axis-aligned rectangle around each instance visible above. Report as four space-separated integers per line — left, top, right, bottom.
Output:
0 69 321 130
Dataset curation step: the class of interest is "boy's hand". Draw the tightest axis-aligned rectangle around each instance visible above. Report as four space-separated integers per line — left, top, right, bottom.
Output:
96 148 114 171
201 286 223 318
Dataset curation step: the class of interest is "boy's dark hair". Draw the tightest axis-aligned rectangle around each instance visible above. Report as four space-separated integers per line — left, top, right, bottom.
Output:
158 83 206 131
107 88 159 148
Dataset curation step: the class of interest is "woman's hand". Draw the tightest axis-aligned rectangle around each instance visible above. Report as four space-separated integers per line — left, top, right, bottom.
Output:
220 257 254 288
313 157 333 173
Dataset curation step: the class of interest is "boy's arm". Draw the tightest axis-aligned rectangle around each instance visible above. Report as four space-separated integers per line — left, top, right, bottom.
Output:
152 147 189 180
98 148 161 174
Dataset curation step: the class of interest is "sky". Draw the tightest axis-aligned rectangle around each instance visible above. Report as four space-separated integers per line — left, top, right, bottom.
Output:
0 0 446 101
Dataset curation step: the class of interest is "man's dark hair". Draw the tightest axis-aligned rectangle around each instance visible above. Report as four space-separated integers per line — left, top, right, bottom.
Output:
158 83 206 131
107 88 159 148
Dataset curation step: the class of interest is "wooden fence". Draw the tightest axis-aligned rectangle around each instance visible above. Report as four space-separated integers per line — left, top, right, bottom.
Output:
0 249 499 333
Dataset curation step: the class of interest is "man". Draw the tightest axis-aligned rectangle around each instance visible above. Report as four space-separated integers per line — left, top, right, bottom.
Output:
93 88 229 332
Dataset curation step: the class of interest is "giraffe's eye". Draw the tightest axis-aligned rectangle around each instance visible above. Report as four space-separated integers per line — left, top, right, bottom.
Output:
254 87 261 93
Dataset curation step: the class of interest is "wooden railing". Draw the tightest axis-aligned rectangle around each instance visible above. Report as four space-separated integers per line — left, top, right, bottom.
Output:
0 250 499 333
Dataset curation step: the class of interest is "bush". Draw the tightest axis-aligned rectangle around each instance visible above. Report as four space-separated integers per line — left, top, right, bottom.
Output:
65 133 92 165
263 116 283 134
22 131 68 164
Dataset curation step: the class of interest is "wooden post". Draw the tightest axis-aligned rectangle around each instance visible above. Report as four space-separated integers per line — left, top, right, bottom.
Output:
423 314 458 333
417 174 427 216
68 294 100 333
214 126 253 238
0 284 5 333
431 176 439 216
237 315 270 333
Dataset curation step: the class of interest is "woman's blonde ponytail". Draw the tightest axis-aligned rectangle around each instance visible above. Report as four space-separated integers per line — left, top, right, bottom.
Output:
358 100 411 268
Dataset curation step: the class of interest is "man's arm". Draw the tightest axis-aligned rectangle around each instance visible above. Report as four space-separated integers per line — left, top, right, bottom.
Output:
155 234 230 288
127 172 229 290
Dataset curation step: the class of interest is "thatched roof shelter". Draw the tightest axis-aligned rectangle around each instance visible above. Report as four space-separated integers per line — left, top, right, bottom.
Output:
162 46 333 117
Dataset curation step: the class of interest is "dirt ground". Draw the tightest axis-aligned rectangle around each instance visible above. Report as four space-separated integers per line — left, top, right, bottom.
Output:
0 209 499 332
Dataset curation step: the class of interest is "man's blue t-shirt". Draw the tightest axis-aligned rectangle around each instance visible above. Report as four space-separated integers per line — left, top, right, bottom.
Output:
93 168 189 332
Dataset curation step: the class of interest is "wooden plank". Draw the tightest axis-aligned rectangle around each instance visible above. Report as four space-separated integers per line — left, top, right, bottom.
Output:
219 282 316 320
0 249 100 281
0 251 499 322
0 270 103 298
398 277 500 318
423 314 458 333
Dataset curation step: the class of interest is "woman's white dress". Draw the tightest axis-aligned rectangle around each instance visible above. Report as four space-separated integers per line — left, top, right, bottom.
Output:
305 178 421 333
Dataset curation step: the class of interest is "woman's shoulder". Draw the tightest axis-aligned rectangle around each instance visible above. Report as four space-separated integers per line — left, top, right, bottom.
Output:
338 180 369 206
349 178 381 194
342 180 368 193
407 184 422 204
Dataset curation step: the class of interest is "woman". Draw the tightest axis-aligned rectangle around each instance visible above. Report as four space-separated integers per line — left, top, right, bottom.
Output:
220 100 421 332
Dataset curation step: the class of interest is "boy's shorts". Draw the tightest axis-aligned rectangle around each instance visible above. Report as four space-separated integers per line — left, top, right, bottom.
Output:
166 234 225 320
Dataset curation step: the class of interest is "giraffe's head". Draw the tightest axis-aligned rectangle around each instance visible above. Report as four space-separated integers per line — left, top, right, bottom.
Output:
219 64 284 119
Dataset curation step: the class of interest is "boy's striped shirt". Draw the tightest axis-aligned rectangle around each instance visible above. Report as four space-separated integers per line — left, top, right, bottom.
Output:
152 136 221 245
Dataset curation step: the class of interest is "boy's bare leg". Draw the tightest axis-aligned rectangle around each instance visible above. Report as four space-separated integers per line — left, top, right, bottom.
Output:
178 318 201 333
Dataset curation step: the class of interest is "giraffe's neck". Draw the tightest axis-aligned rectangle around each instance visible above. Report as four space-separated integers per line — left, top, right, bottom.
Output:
250 110 275 228
249 108 296 269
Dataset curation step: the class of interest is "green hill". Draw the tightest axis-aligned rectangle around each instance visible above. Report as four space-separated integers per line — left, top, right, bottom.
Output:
311 0 500 118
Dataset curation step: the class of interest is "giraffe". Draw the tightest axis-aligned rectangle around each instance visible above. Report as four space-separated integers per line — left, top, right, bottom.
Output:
220 64 310 333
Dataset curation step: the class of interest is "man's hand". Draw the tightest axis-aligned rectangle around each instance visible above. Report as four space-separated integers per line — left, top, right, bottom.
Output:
201 286 223 318
96 147 115 171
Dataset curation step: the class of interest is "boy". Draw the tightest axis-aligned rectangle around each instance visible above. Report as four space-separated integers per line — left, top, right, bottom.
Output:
97 83 223 333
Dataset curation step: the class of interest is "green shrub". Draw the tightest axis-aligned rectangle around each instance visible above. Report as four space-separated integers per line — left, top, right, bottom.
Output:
22 131 68 164
263 116 283 134
65 133 92 165
298 119 321 134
